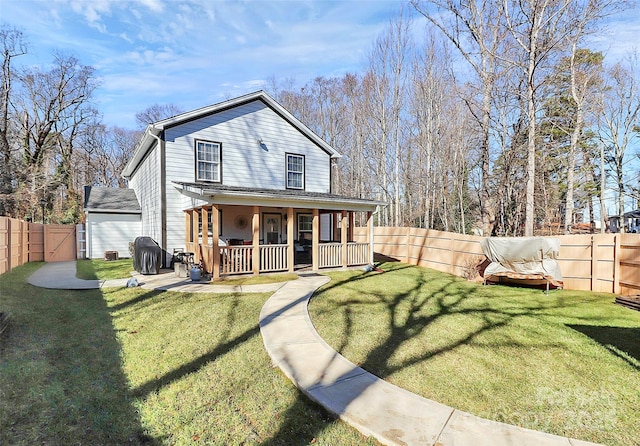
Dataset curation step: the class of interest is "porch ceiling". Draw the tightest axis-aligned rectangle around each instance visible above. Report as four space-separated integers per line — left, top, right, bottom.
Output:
172 181 385 212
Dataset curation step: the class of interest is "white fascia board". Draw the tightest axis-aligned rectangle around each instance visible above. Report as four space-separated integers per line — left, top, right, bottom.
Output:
174 183 382 212
84 208 142 214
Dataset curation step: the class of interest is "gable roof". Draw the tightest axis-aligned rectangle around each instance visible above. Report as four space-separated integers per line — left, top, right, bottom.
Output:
84 186 141 214
122 90 341 179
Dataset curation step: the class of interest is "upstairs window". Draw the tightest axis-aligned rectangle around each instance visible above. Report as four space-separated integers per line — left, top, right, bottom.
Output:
196 140 221 182
286 153 304 189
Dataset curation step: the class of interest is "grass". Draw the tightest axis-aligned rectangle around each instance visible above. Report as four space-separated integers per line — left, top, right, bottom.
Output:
0 262 376 445
308 262 640 446
212 273 298 286
76 258 134 280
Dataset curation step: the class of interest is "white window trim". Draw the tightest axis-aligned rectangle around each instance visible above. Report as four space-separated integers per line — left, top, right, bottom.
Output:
286 153 304 190
196 140 221 182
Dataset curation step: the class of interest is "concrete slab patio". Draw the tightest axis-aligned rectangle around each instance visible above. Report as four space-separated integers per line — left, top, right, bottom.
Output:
27 261 603 446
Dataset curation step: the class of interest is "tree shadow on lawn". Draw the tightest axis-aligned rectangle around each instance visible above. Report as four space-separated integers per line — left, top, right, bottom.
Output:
567 324 640 370
0 263 159 445
260 263 594 445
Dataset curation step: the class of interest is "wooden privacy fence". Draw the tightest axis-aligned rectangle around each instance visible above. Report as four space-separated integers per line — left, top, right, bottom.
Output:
353 226 640 296
0 216 77 275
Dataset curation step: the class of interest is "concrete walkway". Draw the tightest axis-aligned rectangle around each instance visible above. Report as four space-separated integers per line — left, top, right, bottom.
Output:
28 261 602 446
27 261 285 293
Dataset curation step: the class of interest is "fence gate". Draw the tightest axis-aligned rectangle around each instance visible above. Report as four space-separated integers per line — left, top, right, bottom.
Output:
45 225 77 262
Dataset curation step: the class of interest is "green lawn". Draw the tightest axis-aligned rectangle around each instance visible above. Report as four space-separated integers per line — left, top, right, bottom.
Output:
0 263 375 445
308 262 640 446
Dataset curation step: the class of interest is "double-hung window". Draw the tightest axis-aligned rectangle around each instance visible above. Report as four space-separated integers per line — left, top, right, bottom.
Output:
286 154 304 190
196 140 221 182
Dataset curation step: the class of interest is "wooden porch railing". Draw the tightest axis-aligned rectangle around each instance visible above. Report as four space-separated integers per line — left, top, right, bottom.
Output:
318 243 342 268
347 242 369 266
191 240 369 277
259 244 289 272
221 246 253 274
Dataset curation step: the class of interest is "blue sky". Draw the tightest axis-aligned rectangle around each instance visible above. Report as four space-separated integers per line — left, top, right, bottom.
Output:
2 0 639 129
2 0 408 128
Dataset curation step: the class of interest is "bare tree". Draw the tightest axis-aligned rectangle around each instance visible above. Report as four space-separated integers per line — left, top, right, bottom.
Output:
597 54 640 226
13 52 98 221
412 0 507 235
135 103 184 129
0 25 26 217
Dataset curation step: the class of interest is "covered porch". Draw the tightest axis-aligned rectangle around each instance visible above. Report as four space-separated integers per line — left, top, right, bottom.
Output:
176 184 382 280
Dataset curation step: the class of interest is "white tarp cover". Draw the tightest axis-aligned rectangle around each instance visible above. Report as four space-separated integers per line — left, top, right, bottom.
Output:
481 237 563 283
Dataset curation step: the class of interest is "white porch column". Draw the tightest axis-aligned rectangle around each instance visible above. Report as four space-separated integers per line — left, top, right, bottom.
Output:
252 206 260 275
312 208 319 271
367 211 374 265
287 207 294 272
212 204 220 281
341 210 348 268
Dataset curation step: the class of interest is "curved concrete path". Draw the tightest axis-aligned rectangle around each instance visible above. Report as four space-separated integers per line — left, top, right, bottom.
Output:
28 262 602 446
259 274 602 446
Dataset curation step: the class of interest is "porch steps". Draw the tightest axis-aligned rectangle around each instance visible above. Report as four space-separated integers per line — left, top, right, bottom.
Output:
615 295 640 312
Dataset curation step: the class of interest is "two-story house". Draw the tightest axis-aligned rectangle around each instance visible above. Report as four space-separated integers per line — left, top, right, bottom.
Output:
122 90 383 279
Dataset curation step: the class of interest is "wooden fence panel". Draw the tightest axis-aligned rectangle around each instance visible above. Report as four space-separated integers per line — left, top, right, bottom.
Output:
28 223 44 262
591 234 617 293
9 218 23 271
619 233 640 295
0 217 7 274
356 226 640 295
557 234 594 292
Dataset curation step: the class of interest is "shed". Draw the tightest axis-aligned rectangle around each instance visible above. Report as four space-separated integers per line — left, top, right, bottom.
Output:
84 186 142 259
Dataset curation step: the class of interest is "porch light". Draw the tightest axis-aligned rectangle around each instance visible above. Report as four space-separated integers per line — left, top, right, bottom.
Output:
258 138 268 151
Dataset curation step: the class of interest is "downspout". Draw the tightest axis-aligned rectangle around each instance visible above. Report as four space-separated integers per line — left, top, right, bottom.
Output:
369 205 381 265
149 128 168 267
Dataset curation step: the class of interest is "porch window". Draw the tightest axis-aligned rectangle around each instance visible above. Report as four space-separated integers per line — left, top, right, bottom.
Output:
286 154 304 189
196 140 221 182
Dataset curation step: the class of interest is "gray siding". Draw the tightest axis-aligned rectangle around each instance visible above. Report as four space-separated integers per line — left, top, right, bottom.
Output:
129 144 162 244
162 100 332 252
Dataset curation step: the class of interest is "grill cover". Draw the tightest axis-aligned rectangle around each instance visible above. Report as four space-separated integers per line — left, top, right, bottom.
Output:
133 236 161 275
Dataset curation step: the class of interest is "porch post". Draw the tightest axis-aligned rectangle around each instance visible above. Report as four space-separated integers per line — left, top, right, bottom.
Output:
185 211 191 245
252 206 260 275
287 207 294 272
212 204 220 281
333 213 339 242
367 211 374 265
312 208 319 271
201 207 209 246
192 209 200 262
341 210 348 268
348 211 355 242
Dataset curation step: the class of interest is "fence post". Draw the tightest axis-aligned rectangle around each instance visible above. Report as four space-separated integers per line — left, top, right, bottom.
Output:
7 218 13 272
450 232 455 275
590 235 594 292
613 234 621 294
405 227 410 264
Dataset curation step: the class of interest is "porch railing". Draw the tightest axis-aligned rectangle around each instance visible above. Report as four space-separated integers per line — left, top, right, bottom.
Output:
221 246 253 275
318 243 342 268
190 241 369 277
347 242 369 266
259 244 289 272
